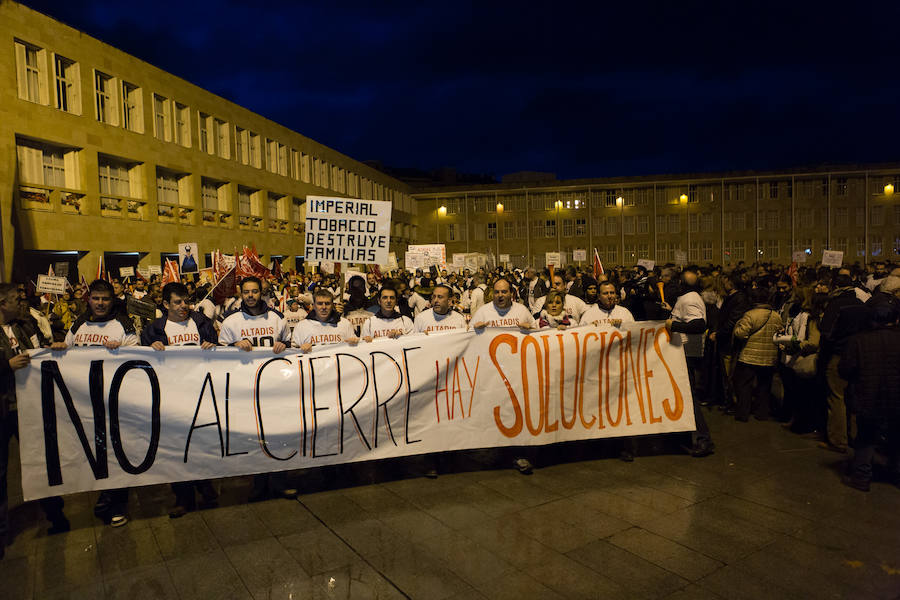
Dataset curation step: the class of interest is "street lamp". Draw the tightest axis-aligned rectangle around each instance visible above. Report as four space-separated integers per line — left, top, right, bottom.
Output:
616 196 624 266
554 199 563 258
680 194 689 262
437 204 446 243
495 202 503 265
885 183 894 196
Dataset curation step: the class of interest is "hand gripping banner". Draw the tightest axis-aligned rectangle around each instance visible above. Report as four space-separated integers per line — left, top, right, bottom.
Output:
16 322 695 500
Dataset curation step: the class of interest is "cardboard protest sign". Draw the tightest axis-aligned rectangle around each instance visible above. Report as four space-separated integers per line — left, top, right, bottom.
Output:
178 243 200 274
119 266 135 278
791 251 807 264
36 275 68 295
637 259 655 271
822 250 843 267
148 265 162 275
305 196 392 264
16 322 695 500
572 249 587 262
126 296 158 319
545 252 562 267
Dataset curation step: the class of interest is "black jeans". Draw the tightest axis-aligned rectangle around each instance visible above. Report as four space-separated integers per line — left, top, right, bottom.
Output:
1 412 65 547
686 356 712 446
849 415 900 484
733 362 775 421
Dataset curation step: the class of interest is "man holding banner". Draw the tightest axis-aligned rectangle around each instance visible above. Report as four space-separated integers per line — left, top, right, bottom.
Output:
141 282 219 517
360 287 414 342
291 288 358 352
415 285 467 334
49 279 139 527
218 277 291 353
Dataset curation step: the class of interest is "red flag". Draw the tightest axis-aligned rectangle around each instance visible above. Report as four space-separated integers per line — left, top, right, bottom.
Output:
370 264 382 281
787 262 798 287
237 246 271 280
211 250 237 305
271 257 283 281
161 258 179 285
79 274 90 303
593 248 604 279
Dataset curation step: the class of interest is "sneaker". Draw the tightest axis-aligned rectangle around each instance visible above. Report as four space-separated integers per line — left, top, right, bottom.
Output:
168 505 190 519
514 458 533 475
110 514 128 527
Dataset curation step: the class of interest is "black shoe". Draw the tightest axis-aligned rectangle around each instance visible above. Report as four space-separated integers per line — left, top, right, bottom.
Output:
47 517 70 535
682 442 715 458
619 450 634 463
168 505 190 519
424 469 439 479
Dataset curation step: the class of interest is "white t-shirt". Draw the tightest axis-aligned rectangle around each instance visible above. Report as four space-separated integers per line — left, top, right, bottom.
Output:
469 286 486 316
283 308 308 335
218 309 290 348
533 294 588 320
670 291 707 358
291 316 357 348
163 318 202 346
65 318 139 347
407 292 430 317
345 308 374 335
471 302 535 329
197 298 217 320
360 313 414 340
414 309 468 334
579 304 635 327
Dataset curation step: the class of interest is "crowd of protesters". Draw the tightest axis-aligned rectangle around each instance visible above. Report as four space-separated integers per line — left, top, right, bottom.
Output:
2 256 899 557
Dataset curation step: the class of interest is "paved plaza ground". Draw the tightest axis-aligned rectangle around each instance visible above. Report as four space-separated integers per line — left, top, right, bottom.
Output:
2 408 899 600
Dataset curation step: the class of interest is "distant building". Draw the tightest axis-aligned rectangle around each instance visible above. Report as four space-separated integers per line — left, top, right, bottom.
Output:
0 1 416 281
413 167 900 268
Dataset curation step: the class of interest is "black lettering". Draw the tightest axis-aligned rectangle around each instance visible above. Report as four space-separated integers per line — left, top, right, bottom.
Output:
401 346 423 445
40 359 108 486
184 372 225 462
336 353 371 452
370 351 402 447
310 356 338 458
108 360 160 475
254 357 297 460
225 371 248 456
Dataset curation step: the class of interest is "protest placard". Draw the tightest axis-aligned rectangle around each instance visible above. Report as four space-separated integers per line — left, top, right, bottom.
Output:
572 249 587 262
35 274 67 295
637 259 656 271
822 250 843 267
545 252 562 267
126 296 158 319
178 243 199 274
305 196 392 264
499 254 510 263
148 265 162 275
119 266 135 278
791 250 807 264
674 250 687 265
53 262 69 278
16 322 695 500
405 252 426 269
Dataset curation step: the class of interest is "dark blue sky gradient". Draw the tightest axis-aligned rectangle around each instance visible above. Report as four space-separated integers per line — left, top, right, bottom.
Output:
22 0 900 180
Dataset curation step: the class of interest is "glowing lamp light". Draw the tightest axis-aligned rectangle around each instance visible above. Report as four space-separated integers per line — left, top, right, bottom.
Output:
885 183 894 196
616 196 623 207
555 200 563 210
437 205 447 217
496 202 504 214
680 194 688 204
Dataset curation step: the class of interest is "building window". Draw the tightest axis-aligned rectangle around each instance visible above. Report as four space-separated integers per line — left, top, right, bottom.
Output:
268 193 284 220
98 155 136 197
607 216 618 235
216 119 230 159
300 153 310 182
689 213 699 233
836 177 848 196
235 127 246 163
668 214 680 233
701 241 713 261
768 182 778 199
487 222 497 240
53 54 79 113
447 223 462 241
834 207 848 225
562 219 574 237
688 184 698 203
94 71 117 124
623 216 635 235
766 210 779 230
532 221 544 238
733 212 746 230
278 144 287 176
764 239 779 258
291 149 299 179
656 214 667 233
733 241 745 261
636 215 649 234
121 82 142 133
174 103 190 146
700 213 713 232
871 205 884 226
153 94 171 141
503 221 516 239
871 237 882 257
689 242 699 262
198 113 210 153
291 198 303 222
575 218 586 235
855 207 865 226
856 236 866 257
238 187 252 215
266 139 277 173
16 138 79 189
15 40 47 104
156 169 183 205
249 133 261 168
545 219 556 237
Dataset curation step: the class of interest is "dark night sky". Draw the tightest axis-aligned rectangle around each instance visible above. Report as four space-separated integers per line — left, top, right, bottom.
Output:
22 0 900 180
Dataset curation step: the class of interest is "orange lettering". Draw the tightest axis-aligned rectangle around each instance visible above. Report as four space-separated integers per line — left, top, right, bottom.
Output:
653 327 683 420
489 334 523 437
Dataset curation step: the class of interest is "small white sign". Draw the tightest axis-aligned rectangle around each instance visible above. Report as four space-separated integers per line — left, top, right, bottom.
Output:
791 250 807 264
178 242 200 274
320 260 336 274
405 252 426 269
674 250 687 265
546 252 562 268
452 254 467 268
119 266 135 277
637 259 656 271
36 274 68 295
387 252 398 270
137 267 151 279
499 254 510 263
572 249 587 262
822 250 843 267
148 265 162 275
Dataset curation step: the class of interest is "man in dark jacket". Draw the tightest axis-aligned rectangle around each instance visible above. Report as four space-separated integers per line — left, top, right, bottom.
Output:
142 282 218 517
839 300 900 491
819 274 869 452
0 283 68 558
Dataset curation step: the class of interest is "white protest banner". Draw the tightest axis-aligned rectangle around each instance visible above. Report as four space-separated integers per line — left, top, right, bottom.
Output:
822 250 843 267
637 259 656 271
305 196 392 264
452 254 467 268
572 249 587 262
320 260 336 274
465 255 480 271
36 274 68 295
546 252 562 268
499 254 510 264
344 269 366 285
119 266 135 278
387 252 398 270
137 267 151 279
17 322 695 500
148 265 162 275
791 251 807 264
